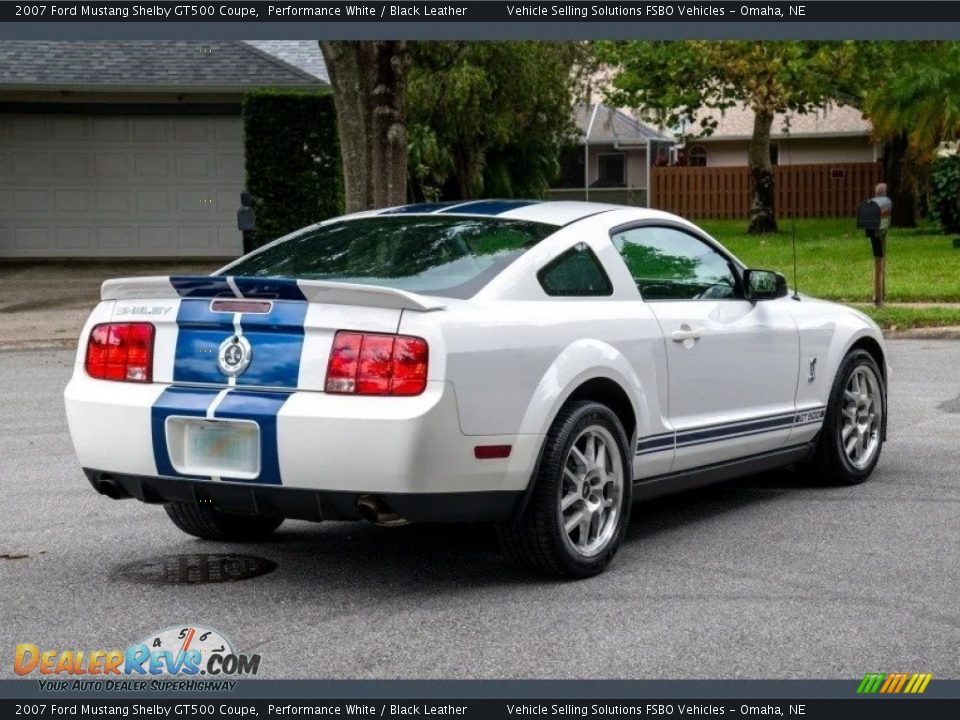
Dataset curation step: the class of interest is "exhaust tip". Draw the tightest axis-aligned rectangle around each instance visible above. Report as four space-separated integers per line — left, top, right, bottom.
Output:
97 480 123 499
356 495 409 527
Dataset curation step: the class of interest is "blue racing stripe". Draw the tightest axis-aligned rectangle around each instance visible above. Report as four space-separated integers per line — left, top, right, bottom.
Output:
172 298 307 388
169 275 307 301
151 386 222 480
379 202 464 214
211 390 290 485
436 200 540 216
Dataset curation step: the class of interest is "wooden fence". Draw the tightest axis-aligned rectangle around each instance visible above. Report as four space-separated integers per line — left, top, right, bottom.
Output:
650 162 882 219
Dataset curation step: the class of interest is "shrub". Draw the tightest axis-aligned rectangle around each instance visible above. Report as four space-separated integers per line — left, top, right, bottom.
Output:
242 89 343 249
927 155 960 234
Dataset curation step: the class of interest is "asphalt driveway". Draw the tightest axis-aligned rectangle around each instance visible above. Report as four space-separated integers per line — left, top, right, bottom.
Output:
0 340 957 679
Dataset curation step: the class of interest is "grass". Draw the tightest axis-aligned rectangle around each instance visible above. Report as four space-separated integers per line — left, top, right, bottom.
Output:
699 218 960 303
853 304 960 331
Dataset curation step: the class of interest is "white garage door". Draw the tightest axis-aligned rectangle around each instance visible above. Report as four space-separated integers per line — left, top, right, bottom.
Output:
0 113 246 258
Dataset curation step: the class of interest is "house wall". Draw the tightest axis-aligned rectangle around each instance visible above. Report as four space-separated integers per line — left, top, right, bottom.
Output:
584 143 648 187
695 136 877 167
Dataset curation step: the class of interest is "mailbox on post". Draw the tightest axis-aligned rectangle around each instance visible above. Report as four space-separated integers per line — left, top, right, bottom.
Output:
237 191 256 254
856 191 892 307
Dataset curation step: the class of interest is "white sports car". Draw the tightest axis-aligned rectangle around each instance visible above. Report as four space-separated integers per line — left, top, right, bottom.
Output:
65 200 887 577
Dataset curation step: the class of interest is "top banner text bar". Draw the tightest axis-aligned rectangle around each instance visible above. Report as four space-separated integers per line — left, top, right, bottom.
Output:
5 2 960 24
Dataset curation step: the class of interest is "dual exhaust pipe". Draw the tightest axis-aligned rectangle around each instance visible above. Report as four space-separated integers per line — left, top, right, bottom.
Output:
356 495 409 527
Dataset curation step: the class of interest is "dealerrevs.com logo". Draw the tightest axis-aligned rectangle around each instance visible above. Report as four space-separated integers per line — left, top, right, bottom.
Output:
15 626 260 692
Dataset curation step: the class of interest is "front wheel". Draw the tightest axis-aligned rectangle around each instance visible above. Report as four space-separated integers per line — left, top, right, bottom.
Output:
497 401 633 578
809 349 886 485
164 502 283 542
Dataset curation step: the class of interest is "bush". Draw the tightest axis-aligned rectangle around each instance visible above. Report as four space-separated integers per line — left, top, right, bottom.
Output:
242 89 343 249
928 155 960 234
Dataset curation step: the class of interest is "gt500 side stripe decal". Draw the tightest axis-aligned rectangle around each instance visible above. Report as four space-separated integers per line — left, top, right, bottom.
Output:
151 386 290 485
637 407 826 456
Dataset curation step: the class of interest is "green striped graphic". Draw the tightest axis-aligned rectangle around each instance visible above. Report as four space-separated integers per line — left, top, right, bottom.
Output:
857 673 886 694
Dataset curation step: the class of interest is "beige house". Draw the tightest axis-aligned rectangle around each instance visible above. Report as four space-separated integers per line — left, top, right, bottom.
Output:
676 103 878 167
550 103 674 206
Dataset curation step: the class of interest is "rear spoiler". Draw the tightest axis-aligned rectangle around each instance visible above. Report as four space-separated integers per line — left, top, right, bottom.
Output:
101 276 447 312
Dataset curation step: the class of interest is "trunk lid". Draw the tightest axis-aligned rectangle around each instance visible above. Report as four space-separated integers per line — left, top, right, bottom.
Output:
102 275 443 391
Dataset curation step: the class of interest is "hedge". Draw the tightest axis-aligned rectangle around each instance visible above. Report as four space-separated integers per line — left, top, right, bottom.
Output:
242 89 343 249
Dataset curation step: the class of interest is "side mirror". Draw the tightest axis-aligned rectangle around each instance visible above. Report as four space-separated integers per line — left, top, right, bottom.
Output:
744 269 788 301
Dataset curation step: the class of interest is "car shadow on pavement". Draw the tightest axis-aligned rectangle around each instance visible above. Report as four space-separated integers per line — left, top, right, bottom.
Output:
109 466 837 590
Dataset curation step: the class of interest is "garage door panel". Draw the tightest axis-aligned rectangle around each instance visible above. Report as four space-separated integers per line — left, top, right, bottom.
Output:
137 189 171 214
57 227 95 252
49 116 88 142
6 117 45 142
93 153 129 179
179 226 213 252
97 227 135 252
11 153 54 177
216 152 245 177
132 117 169 142
13 190 50 213
174 118 215 142
1 113 245 258
95 190 130 214
54 154 92 180
13 227 52 251
135 153 172 178
55 190 92 214
138 226 175 252
91 117 130 143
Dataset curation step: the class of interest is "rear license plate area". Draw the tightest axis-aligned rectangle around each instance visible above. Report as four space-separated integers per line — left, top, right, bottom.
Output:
166 417 260 480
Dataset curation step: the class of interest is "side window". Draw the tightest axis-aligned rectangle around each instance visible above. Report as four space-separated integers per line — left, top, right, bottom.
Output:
537 243 613 297
611 226 739 301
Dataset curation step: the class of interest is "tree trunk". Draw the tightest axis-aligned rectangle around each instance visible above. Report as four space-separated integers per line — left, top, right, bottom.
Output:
882 131 917 227
747 109 778 234
320 41 411 213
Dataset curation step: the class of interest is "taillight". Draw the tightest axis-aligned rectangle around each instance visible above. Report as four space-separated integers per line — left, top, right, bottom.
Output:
85 323 155 383
325 331 428 396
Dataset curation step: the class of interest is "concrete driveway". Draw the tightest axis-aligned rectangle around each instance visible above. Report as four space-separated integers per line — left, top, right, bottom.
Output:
0 262 219 349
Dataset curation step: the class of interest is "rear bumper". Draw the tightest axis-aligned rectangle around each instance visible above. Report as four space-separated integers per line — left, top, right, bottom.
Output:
65 374 542 496
85 469 523 523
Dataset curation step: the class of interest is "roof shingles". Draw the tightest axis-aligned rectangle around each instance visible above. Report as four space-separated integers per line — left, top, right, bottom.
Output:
0 41 324 90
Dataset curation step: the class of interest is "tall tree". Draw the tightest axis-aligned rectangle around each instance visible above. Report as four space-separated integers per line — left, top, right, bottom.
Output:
319 42 411 212
407 42 583 201
598 41 873 234
865 42 960 227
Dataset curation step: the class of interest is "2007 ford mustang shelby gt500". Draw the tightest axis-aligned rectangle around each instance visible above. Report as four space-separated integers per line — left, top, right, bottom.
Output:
65 201 887 577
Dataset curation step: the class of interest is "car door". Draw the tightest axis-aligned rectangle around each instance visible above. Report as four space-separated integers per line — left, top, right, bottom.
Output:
610 224 800 473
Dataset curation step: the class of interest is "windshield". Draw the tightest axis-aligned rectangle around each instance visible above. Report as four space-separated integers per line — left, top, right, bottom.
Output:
223 216 556 298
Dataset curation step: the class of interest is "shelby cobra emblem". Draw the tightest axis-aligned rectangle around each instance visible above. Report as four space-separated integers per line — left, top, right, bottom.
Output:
218 335 252 377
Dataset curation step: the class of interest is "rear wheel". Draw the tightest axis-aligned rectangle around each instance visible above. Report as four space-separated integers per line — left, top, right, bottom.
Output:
809 349 885 484
497 401 632 578
164 502 282 542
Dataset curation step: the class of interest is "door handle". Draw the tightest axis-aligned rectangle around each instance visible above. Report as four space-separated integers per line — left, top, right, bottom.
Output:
671 325 702 342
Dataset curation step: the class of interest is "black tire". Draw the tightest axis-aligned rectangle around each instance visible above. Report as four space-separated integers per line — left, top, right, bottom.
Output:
497 400 633 578
808 349 886 485
164 502 283 542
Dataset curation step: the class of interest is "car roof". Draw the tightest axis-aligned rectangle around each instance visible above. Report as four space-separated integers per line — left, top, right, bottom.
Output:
344 199 681 228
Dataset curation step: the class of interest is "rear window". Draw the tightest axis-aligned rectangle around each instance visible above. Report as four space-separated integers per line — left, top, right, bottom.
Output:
224 217 556 298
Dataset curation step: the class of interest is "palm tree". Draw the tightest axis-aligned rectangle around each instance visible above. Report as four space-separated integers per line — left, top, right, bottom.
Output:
865 42 960 227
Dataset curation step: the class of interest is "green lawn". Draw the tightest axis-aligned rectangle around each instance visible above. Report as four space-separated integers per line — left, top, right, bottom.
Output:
852 304 960 331
699 218 960 303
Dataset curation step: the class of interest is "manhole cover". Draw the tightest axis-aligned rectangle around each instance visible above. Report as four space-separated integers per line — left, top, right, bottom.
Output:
115 553 277 585
937 394 960 414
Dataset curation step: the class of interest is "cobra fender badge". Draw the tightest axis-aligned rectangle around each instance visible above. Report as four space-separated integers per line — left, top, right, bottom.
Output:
218 335 253 377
